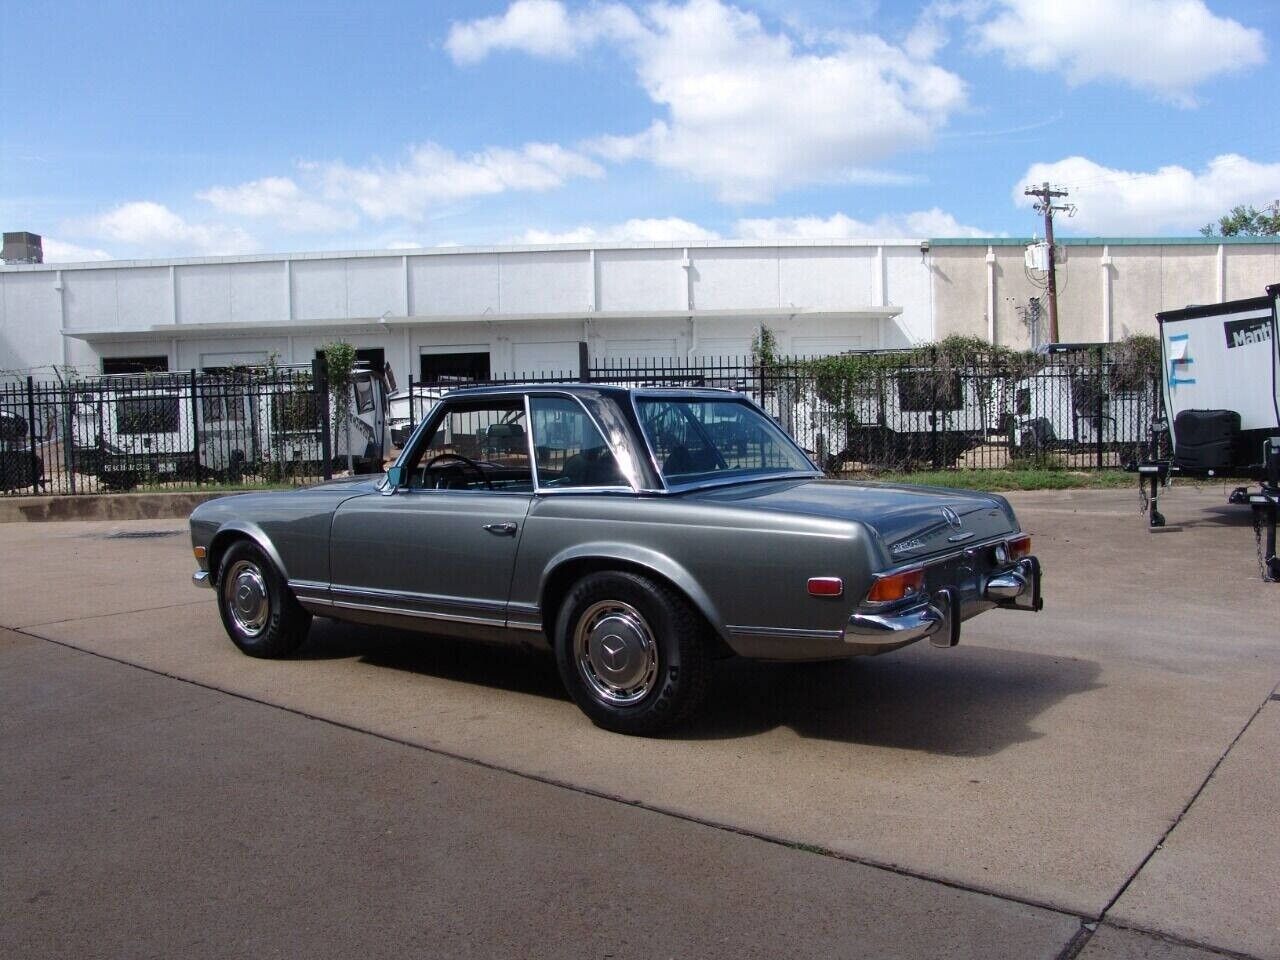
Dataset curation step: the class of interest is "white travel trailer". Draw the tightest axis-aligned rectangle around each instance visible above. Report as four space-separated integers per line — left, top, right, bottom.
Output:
68 375 258 487
257 363 393 475
387 384 446 449
1002 345 1155 454
1136 288 1279 580
769 362 991 470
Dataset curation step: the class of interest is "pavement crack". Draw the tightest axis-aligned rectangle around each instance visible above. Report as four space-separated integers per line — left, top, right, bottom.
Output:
1098 688 1275 923
1052 922 1096 960
14 599 209 629
1102 921 1269 960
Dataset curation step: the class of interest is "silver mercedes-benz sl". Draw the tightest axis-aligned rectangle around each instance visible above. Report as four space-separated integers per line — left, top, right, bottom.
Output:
190 384 1042 734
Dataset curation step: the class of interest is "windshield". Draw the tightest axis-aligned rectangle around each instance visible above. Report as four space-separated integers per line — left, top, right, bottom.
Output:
636 397 815 486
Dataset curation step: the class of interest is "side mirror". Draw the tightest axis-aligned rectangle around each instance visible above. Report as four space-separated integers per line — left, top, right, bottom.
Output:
383 464 403 493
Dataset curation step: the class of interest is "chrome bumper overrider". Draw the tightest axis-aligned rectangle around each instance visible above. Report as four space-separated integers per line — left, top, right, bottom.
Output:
843 557 1041 654
192 570 211 588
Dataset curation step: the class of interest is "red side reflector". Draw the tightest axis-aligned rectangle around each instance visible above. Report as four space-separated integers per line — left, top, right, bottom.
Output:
1008 534 1032 560
807 577 844 597
865 567 925 604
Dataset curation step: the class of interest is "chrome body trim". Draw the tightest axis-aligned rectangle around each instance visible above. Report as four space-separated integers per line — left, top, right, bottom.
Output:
192 570 211 588
985 567 1028 601
726 624 844 642
844 601 945 650
329 597 508 628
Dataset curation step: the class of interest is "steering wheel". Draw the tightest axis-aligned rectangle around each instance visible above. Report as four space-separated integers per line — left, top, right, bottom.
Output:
424 452 493 490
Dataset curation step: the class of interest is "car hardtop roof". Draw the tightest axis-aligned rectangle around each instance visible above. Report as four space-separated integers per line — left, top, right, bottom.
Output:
439 382 747 401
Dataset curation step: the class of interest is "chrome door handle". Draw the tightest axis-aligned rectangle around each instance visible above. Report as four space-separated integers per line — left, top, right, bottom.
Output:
483 521 518 536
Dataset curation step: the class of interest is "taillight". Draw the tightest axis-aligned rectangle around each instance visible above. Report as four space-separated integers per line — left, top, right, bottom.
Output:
865 567 925 604
1008 534 1032 560
807 577 844 597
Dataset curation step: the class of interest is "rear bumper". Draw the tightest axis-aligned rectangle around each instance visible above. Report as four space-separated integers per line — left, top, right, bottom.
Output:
843 556 1041 654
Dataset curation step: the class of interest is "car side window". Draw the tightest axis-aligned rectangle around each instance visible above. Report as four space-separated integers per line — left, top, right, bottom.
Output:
404 399 533 492
529 397 627 489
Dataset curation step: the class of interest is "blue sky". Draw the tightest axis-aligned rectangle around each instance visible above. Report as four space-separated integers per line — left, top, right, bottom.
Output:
3 0 1280 261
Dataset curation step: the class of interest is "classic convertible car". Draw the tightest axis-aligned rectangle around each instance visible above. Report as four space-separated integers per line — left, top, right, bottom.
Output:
190 384 1042 734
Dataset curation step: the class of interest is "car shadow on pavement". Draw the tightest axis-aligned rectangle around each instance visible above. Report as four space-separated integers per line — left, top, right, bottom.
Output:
297 617 570 700
682 647 1103 755
296 619 1101 756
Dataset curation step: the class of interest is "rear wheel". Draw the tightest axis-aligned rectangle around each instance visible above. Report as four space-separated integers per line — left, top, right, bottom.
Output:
216 541 311 658
555 571 710 735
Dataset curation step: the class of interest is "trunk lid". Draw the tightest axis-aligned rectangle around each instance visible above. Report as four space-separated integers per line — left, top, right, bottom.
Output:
686 478 1018 563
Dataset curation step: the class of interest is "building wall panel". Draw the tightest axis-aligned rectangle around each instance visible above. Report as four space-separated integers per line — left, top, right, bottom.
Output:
116 268 171 329
409 254 499 316
499 250 590 314
175 264 232 327
691 249 780 310
291 259 347 321
596 248 686 312
346 257 402 319
230 261 285 325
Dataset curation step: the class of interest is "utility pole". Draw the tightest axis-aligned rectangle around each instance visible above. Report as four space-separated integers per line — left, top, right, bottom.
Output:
1024 181 1074 343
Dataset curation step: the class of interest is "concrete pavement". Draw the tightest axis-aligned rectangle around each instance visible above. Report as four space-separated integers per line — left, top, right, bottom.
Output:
2 486 1277 957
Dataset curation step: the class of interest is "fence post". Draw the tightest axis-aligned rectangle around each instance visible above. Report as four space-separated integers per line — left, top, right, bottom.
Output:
315 362 333 481
189 369 202 486
26 377 39 492
930 347 941 470
65 383 76 496
1095 347 1105 470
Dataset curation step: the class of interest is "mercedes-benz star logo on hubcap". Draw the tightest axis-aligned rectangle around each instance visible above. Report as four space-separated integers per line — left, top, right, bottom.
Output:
601 638 626 670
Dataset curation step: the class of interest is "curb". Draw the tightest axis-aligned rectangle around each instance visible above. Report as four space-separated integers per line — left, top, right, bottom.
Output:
0 491 232 523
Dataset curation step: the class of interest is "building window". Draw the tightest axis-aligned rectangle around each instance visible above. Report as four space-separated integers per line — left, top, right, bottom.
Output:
102 356 168 375
313 348 385 378
420 351 491 385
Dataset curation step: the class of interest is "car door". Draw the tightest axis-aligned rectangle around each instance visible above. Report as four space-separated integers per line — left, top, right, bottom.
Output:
328 394 534 637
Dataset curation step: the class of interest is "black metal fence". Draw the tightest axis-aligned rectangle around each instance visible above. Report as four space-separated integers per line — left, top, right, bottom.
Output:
583 347 1161 473
1 345 1162 497
0 367 336 496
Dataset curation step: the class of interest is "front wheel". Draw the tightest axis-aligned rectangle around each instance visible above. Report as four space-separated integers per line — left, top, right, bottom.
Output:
554 571 710 735
216 541 311 658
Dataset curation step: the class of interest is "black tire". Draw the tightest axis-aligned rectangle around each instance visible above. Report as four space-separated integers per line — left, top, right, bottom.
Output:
554 571 710 735
215 540 311 658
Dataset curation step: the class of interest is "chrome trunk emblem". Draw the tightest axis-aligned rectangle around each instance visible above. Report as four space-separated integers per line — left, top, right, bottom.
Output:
941 505 962 529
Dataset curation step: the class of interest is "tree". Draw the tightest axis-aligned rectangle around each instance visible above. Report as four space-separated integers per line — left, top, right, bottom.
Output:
1199 201 1280 237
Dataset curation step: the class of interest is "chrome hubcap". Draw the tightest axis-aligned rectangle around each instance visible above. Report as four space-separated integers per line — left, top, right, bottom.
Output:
225 560 269 637
574 600 658 705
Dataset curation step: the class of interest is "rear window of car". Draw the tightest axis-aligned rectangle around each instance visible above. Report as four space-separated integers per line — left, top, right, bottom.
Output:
636 397 813 485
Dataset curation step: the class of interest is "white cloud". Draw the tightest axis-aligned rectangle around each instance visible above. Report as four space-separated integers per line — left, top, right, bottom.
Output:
322 141 603 221
735 208 988 239
39 238 113 263
450 0 965 202
446 0 642 63
197 176 355 233
79 201 257 256
518 216 719 243
973 0 1265 106
1013 154 1280 234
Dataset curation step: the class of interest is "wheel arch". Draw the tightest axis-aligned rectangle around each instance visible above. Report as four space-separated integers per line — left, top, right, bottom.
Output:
538 546 733 657
207 522 288 586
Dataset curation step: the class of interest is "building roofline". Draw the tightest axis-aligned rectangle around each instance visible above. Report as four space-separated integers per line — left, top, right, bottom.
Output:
928 235 1280 246
1 237 927 272
7 234 1278 273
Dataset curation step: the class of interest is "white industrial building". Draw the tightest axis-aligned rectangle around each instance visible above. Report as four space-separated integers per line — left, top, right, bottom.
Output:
1 234 1277 383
